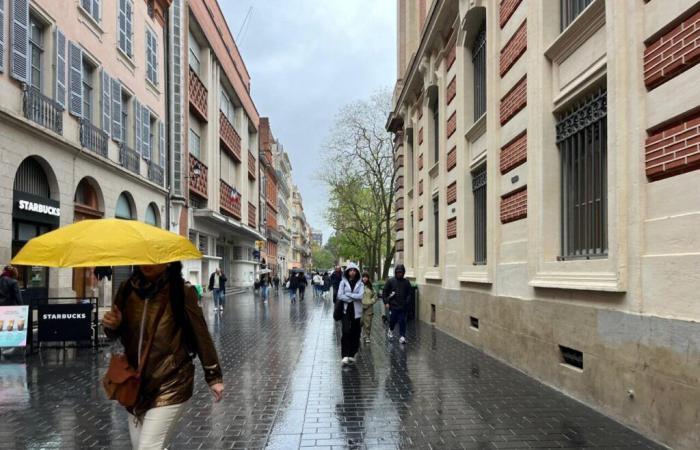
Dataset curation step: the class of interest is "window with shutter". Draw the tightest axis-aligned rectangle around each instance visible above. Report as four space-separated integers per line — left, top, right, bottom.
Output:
101 70 110 134
80 0 100 22
118 0 133 57
68 41 82 116
0 0 5 72
10 0 29 82
111 78 121 141
54 28 66 107
159 121 165 167
146 29 157 85
142 106 151 160
134 100 141 154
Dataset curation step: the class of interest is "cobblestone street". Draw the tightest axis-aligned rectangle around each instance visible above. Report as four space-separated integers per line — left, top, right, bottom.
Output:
0 290 664 450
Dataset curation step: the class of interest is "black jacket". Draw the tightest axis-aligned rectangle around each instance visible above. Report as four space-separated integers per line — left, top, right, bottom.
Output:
0 276 21 305
288 275 299 290
382 277 413 311
208 272 227 291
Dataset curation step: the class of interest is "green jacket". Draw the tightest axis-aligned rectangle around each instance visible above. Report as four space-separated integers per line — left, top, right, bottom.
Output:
362 287 376 308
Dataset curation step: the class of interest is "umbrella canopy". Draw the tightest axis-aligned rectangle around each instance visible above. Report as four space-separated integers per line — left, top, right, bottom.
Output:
11 218 202 268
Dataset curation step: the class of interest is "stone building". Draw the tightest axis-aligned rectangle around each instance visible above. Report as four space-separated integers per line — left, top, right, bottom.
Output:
169 0 263 288
275 146 293 277
387 0 700 448
291 185 311 269
259 117 279 277
0 0 171 303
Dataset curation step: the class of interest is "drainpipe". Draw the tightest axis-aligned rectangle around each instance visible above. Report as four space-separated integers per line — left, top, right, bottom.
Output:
163 4 172 231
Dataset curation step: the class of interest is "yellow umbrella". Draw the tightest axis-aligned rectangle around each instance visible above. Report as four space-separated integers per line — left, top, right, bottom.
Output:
11 218 202 268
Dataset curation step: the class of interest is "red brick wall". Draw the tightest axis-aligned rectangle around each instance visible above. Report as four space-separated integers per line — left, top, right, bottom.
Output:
447 146 457 171
445 41 457 71
500 0 523 28
500 20 527 77
500 188 527 223
419 231 424 247
418 153 424 170
644 8 700 89
446 111 457 138
418 127 424 145
500 76 527 125
396 196 404 211
645 111 700 180
446 181 457 205
396 218 405 231
446 217 457 239
418 179 424 195
396 239 404 252
500 131 527 174
446 76 457 105
395 175 404 192
419 205 424 221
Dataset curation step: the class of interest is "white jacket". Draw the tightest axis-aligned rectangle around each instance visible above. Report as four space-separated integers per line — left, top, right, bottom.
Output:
337 263 364 319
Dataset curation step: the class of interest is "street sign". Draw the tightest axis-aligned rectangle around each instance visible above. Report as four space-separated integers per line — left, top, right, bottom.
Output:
38 304 93 342
255 240 265 250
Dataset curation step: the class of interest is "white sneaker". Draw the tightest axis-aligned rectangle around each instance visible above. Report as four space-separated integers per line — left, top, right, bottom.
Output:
399 337 406 344
341 357 350 366
364 337 371 344
348 357 356 364
387 330 394 339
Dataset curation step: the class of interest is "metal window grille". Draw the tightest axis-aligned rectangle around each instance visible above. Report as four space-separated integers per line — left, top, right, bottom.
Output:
198 235 208 254
433 197 439 266
472 166 487 264
81 118 109 157
556 87 607 259
560 0 593 31
472 24 486 120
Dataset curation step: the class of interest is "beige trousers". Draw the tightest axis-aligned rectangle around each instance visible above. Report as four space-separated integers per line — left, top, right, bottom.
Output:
128 402 186 450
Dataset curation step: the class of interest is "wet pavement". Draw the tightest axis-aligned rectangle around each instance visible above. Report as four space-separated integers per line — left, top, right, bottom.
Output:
0 289 664 449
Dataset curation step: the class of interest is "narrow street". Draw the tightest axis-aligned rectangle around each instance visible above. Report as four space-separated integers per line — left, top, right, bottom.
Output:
1 290 663 450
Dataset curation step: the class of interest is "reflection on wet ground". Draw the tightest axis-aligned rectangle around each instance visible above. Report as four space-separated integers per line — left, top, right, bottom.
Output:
0 289 663 449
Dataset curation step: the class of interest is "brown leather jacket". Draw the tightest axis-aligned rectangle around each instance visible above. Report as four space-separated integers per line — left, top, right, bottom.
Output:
105 280 222 416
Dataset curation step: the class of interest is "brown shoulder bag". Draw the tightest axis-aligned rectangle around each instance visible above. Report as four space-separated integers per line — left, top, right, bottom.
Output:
102 297 168 408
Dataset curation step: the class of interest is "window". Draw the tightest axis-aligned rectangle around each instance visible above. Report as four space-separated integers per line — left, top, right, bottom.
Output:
556 87 607 259
221 89 234 122
118 0 133 57
81 59 95 121
145 203 158 226
433 197 439 266
28 15 44 91
115 193 133 219
188 30 200 74
431 97 439 164
80 0 100 23
472 165 487 264
561 0 593 31
189 128 201 159
472 24 486 120
121 91 130 144
146 28 158 85
146 0 155 18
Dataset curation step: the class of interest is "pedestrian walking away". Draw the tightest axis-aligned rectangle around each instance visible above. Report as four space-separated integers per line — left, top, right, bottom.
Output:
361 272 376 343
312 272 323 298
102 262 224 450
330 266 343 303
260 273 270 302
337 263 364 365
0 265 22 306
297 272 308 301
273 275 280 290
383 264 412 344
208 267 227 312
288 273 299 303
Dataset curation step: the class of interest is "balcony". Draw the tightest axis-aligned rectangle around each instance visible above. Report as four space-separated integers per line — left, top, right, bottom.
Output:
119 143 140 174
248 202 256 227
23 85 63 135
219 111 242 161
189 67 207 121
80 119 108 158
248 151 256 180
189 154 208 199
220 179 241 219
395 175 404 192
147 161 164 186
395 154 404 169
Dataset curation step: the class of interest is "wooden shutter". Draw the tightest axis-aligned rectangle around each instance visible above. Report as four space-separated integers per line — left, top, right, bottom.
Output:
126 0 133 56
151 31 157 83
142 106 151 160
146 30 153 83
111 78 122 141
10 0 29 82
54 28 66 107
118 0 126 53
100 70 110 133
158 120 165 167
68 41 82 117
134 99 141 154
0 0 5 72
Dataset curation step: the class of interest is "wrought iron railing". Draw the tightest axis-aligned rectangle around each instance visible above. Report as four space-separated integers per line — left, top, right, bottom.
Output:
147 161 164 186
472 166 487 265
119 143 140 174
23 85 64 135
80 119 109 158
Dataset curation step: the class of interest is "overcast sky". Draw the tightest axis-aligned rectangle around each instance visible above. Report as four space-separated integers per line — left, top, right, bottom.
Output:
219 1 397 245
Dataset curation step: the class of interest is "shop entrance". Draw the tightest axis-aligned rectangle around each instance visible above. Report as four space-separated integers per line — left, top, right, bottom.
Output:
72 178 104 299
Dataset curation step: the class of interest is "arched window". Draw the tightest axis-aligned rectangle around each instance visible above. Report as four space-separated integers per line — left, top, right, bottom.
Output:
14 157 51 197
145 203 159 226
115 193 134 219
74 178 102 212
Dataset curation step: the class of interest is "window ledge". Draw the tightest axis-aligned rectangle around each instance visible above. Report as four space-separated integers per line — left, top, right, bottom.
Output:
465 113 486 142
424 270 441 281
544 0 605 64
117 48 136 73
78 7 104 39
146 79 161 97
458 271 491 284
529 270 624 292
406 187 414 198
428 161 439 178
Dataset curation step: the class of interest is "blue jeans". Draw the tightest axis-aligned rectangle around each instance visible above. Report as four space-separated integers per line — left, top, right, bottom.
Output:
213 288 225 308
389 308 407 338
261 285 269 301
289 288 296 301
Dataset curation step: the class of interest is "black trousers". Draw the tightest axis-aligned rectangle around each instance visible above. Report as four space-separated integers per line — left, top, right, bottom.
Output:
341 317 362 358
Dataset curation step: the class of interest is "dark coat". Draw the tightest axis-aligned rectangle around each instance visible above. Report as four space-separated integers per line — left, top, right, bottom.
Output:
0 275 22 306
288 275 299 290
208 272 227 291
382 277 413 311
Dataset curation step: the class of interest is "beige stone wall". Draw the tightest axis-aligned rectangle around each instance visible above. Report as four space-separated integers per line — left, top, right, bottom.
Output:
391 1 700 448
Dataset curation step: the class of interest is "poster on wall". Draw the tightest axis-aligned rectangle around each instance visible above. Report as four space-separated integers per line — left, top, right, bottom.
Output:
0 306 30 348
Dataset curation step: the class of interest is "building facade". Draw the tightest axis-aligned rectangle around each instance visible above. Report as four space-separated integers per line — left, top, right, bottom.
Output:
259 117 279 277
310 228 323 247
275 146 293 276
291 186 311 269
170 0 263 289
388 1 700 449
0 0 171 304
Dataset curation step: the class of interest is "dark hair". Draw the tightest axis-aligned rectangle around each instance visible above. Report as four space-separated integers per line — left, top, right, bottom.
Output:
361 272 373 290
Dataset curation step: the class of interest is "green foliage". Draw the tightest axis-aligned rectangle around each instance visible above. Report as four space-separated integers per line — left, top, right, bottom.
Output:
311 243 335 270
